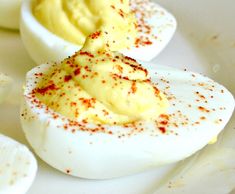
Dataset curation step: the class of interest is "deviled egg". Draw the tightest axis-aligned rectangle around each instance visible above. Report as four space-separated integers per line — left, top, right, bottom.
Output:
20 32 234 179
20 0 177 64
0 134 37 194
0 0 21 29
0 73 37 194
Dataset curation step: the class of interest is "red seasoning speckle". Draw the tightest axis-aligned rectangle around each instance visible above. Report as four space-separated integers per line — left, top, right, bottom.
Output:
89 31 101 39
74 68 81 75
159 127 166 134
130 0 159 47
79 51 94 58
198 106 210 113
64 75 72 82
33 83 58 95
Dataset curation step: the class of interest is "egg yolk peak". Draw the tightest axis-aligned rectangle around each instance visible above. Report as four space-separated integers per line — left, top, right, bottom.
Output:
34 31 168 125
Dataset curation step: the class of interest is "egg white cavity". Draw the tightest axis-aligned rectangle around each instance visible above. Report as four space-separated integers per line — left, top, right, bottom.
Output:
0 73 13 104
0 134 37 194
0 0 21 29
20 0 177 64
20 63 234 179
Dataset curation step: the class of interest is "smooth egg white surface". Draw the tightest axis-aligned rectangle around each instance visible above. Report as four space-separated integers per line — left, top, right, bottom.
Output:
0 134 37 194
20 0 177 64
0 73 12 104
20 63 234 179
0 0 21 29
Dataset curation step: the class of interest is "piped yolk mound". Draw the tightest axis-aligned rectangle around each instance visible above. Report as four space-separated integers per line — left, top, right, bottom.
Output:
33 0 137 51
34 31 168 125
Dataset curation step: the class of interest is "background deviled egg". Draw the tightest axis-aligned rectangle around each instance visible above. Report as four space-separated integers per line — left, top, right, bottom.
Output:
0 0 21 30
20 0 177 64
0 134 37 194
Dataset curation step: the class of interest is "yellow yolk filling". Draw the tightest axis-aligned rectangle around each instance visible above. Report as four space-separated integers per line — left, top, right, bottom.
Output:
33 0 137 51
34 32 168 125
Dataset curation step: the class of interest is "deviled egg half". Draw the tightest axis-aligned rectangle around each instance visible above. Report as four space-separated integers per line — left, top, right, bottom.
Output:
20 32 234 179
0 0 21 29
20 0 177 64
0 75 37 194
0 134 37 194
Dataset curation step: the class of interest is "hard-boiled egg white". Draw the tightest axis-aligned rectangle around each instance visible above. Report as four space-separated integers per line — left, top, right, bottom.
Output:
0 134 37 194
0 73 12 103
20 0 177 64
0 0 21 30
20 63 234 179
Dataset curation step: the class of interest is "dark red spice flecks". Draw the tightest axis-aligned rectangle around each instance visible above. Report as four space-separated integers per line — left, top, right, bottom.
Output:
142 40 152 45
124 56 137 62
116 65 123 73
89 31 101 39
64 75 72 82
74 68 81 75
34 83 58 95
79 98 96 109
130 0 158 47
159 127 166 134
70 102 77 107
118 9 124 17
198 106 210 113
160 120 168 125
153 86 160 95
79 51 94 58
34 73 43 77
131 81 137 94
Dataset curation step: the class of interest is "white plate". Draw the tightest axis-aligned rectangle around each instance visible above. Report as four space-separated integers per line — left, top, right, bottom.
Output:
0 0 235 194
